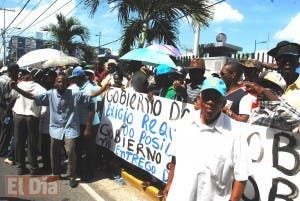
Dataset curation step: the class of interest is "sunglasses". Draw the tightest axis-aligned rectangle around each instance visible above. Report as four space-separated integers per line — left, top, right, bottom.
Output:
220 71 232 77
276 55 299 64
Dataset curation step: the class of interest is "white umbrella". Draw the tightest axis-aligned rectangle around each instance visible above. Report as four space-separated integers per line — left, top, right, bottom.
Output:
42 55 81 68
17 48 66 68
147 44 182 57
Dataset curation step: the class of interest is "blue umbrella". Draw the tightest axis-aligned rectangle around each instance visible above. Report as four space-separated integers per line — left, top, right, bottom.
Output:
119 48 176 68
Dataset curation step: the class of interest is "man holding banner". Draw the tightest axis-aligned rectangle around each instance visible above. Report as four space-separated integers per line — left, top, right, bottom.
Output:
163 77 252 201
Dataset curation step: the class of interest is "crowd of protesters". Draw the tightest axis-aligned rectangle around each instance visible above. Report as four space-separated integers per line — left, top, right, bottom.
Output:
0 40 299 198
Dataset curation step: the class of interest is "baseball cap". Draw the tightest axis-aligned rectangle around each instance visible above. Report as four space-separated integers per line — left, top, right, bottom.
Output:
85 64 95 69
69 66 85 78
85 69 95 75
257 71 286 91
267 41 300 57
200 77 227 96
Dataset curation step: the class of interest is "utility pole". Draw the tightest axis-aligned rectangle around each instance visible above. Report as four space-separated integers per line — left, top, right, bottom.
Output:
1 8 15 66
254 40 267 53
193 23 200 57
96 32 101 54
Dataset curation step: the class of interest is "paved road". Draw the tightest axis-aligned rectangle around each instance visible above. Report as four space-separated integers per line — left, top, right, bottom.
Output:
0 157 151 201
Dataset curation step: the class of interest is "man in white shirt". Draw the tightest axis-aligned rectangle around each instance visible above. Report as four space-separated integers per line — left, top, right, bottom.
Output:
13 68 46 175
163 77 252 201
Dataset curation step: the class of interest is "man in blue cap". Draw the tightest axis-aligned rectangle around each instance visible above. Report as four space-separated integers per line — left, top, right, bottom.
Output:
69 66 100 181
163 77 252 201
267 41 300 109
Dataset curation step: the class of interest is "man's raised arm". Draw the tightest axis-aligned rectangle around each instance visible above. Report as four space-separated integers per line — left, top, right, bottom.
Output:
10 81 35 100
90 82 111 98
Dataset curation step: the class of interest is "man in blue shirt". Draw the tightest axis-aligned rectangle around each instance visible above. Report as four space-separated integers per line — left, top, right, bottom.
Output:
11 74 110 187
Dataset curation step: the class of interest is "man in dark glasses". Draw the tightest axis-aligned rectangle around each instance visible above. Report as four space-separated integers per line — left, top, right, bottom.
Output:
267 41 300 110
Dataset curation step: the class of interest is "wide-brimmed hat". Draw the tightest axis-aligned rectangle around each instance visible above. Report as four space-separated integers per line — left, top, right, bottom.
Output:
240 59 260 68
267 41 300 58
257 71 286 92
155 64 176 75
105 59 118 67
185 58 205 70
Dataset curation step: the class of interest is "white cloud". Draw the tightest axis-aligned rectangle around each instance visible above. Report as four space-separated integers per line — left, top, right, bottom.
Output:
212 2 243 23
275 12 300 44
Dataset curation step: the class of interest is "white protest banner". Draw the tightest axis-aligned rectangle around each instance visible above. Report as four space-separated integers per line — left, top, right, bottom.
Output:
243 126 300 201
96 88 194 182
96 88 300 200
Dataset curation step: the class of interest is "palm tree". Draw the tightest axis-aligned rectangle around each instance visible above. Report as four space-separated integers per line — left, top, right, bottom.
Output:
85 0 212 55
42 13 90 55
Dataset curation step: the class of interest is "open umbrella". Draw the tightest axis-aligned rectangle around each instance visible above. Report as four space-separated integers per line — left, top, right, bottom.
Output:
42 55 81 68
147 44 182 57
17 48 66 68
119 48 176 68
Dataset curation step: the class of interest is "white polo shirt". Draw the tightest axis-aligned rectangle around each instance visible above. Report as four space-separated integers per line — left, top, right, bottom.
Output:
13 81 46 117
167 112 252 201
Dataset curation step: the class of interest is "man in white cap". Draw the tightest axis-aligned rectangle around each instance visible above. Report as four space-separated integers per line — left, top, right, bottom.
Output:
163 77 252 201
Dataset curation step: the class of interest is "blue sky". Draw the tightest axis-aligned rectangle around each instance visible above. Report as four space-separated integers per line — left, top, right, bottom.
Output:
1 0 300 58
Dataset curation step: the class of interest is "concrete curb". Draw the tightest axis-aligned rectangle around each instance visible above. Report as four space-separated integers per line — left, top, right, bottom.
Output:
121 170 163 201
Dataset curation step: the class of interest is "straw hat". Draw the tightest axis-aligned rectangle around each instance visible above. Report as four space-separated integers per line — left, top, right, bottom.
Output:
184 58 205 70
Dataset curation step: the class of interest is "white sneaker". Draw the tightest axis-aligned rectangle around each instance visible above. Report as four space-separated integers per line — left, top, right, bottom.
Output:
4 158 13 165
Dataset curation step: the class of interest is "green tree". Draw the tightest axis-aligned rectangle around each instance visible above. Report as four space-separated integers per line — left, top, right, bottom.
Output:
85 0 212 55
42 13 90 55
76 42 98 63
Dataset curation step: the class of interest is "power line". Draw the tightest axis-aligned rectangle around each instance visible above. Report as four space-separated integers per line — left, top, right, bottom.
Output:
32 0 73 27
100 38 122 47
8 0 42 36
65 0 83 17
5 0 31 31
17 0 59 36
